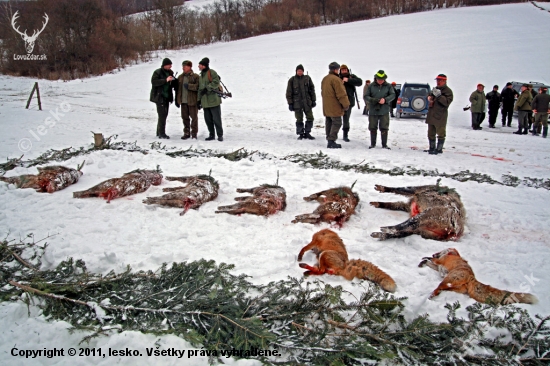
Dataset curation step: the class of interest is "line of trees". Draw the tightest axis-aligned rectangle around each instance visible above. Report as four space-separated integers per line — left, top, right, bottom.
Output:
0 0 527 80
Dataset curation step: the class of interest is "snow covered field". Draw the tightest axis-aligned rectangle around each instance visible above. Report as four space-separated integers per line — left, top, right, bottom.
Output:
1 3 550 365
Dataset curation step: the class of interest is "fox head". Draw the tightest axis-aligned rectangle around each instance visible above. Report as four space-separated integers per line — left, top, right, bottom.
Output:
432 248 460 259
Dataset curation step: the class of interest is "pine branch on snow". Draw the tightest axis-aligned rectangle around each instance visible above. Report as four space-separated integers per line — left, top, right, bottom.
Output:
1 235 549 365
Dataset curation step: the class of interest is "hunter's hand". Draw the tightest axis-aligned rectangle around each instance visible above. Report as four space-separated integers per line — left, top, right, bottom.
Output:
379 97 385 104
183 83 189 89
167 76 174 82
432 88 442 98
343 77 349 83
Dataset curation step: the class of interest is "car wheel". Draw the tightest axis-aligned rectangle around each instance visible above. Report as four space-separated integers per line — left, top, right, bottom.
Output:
411 97 426 112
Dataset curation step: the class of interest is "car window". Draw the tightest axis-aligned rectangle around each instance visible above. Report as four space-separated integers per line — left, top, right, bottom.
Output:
402 86 429 98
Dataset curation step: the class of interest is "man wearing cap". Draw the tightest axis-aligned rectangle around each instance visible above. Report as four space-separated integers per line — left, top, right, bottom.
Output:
531 87 550 138
469 84 486 130
197 57 224 141
338 65 362 142
485 85 501 129
365 70 395 149
390 82 400 118
176 60 200 139
321 62 350 149
528 84 538 132
513 84 533 135
286 64 316 140
426 74 453 155
150 58 178 139
501 82 518 127
362 79 371 116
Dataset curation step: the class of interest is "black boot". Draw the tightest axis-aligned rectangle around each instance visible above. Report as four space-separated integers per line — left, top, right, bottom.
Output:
436 138 445 155
369 130 377 149
532 128 539 136
327 140 341 149
513 126 523 135
427 139 436 154
343 129 350 142
522 127 528 135
297 133 305 140
304 132 315 140
543 127 548 138
381 131 390 149
205 135 215 141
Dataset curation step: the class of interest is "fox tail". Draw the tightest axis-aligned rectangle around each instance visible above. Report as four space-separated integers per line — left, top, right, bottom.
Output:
342 259 396 293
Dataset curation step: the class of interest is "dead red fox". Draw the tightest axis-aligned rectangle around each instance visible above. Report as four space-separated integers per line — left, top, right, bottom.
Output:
370 184 465 241
298 229 396 293
419 248 538 305
0 164 83 193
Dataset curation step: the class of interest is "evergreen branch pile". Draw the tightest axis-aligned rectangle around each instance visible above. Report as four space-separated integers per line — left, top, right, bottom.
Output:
2 140 548 190
1 235 549 364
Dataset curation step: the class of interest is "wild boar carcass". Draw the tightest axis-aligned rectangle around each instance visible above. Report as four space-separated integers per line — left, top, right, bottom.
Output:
216 185 286 216
73 169 162 203
143 175 218 215
0 164 83 193
292 186 359 227
370 184 465 241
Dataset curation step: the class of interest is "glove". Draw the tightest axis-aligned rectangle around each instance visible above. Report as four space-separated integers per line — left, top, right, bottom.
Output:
288 104 294 112
183 83 189 90
432 88 442 98
311 101 316 108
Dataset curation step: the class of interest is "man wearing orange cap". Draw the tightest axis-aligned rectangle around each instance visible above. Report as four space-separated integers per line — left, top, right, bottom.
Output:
469 83 486 130
426 74 453 155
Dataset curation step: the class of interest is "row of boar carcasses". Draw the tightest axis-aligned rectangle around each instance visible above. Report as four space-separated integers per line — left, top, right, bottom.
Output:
1 164 465 241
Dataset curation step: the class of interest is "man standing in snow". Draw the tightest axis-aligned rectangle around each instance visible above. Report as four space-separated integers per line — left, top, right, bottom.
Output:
150 58 178 139
531 86 550 138
390 82 400 118
485 85 501 129
501 82 518 127
426 74 453 155
286 64 316 140
321 62 350 149
513 84 533 135
469 84 486 130
338 64 362 142
197 57 224 141
365 70 395 149
362 79 371 116
528 84 538 132
176 60 200 140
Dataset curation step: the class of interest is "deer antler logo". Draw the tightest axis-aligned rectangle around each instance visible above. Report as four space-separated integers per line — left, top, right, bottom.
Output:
11 11 49 54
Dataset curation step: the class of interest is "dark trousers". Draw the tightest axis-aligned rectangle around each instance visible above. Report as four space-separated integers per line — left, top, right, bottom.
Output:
343 106 352 130
488 107 499 127
156 102 169 136
427 123 446 139
295 108 314 134
517 111 529 131
502 104 513 125
204 105 223 137
181 104 199 137
325 116 342 141
471 112 483 129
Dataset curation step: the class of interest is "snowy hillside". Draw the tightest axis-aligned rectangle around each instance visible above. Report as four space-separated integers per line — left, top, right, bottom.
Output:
1 2 550 365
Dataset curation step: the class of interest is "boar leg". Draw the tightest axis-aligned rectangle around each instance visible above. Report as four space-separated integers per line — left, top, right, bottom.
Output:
292 213 321 224
370 201 410 212
371 214 423 240
303 189 334 202
236 187 255 193
215 203 246 215
73 189 100 198
374 185 435 196
162 186 187 192
234 196 253 202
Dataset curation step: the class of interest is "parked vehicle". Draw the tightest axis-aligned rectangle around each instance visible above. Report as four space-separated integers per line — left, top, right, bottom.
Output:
396 82 430 119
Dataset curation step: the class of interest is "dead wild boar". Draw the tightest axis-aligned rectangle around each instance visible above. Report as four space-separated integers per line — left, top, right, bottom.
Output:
0 164 83 193
292 186 359 227
73 169 162 203
216 185 286 216
143 175 218 215
370 184 465 241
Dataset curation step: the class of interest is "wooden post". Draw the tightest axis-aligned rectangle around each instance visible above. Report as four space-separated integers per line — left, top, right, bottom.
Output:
25 82 42 110
92 131 104 148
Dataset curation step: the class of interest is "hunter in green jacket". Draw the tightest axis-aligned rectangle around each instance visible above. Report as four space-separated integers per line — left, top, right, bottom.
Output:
197 57 224 141
365 70 395 149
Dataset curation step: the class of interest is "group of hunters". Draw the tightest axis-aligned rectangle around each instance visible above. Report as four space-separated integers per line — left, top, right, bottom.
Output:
150 58 550 154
